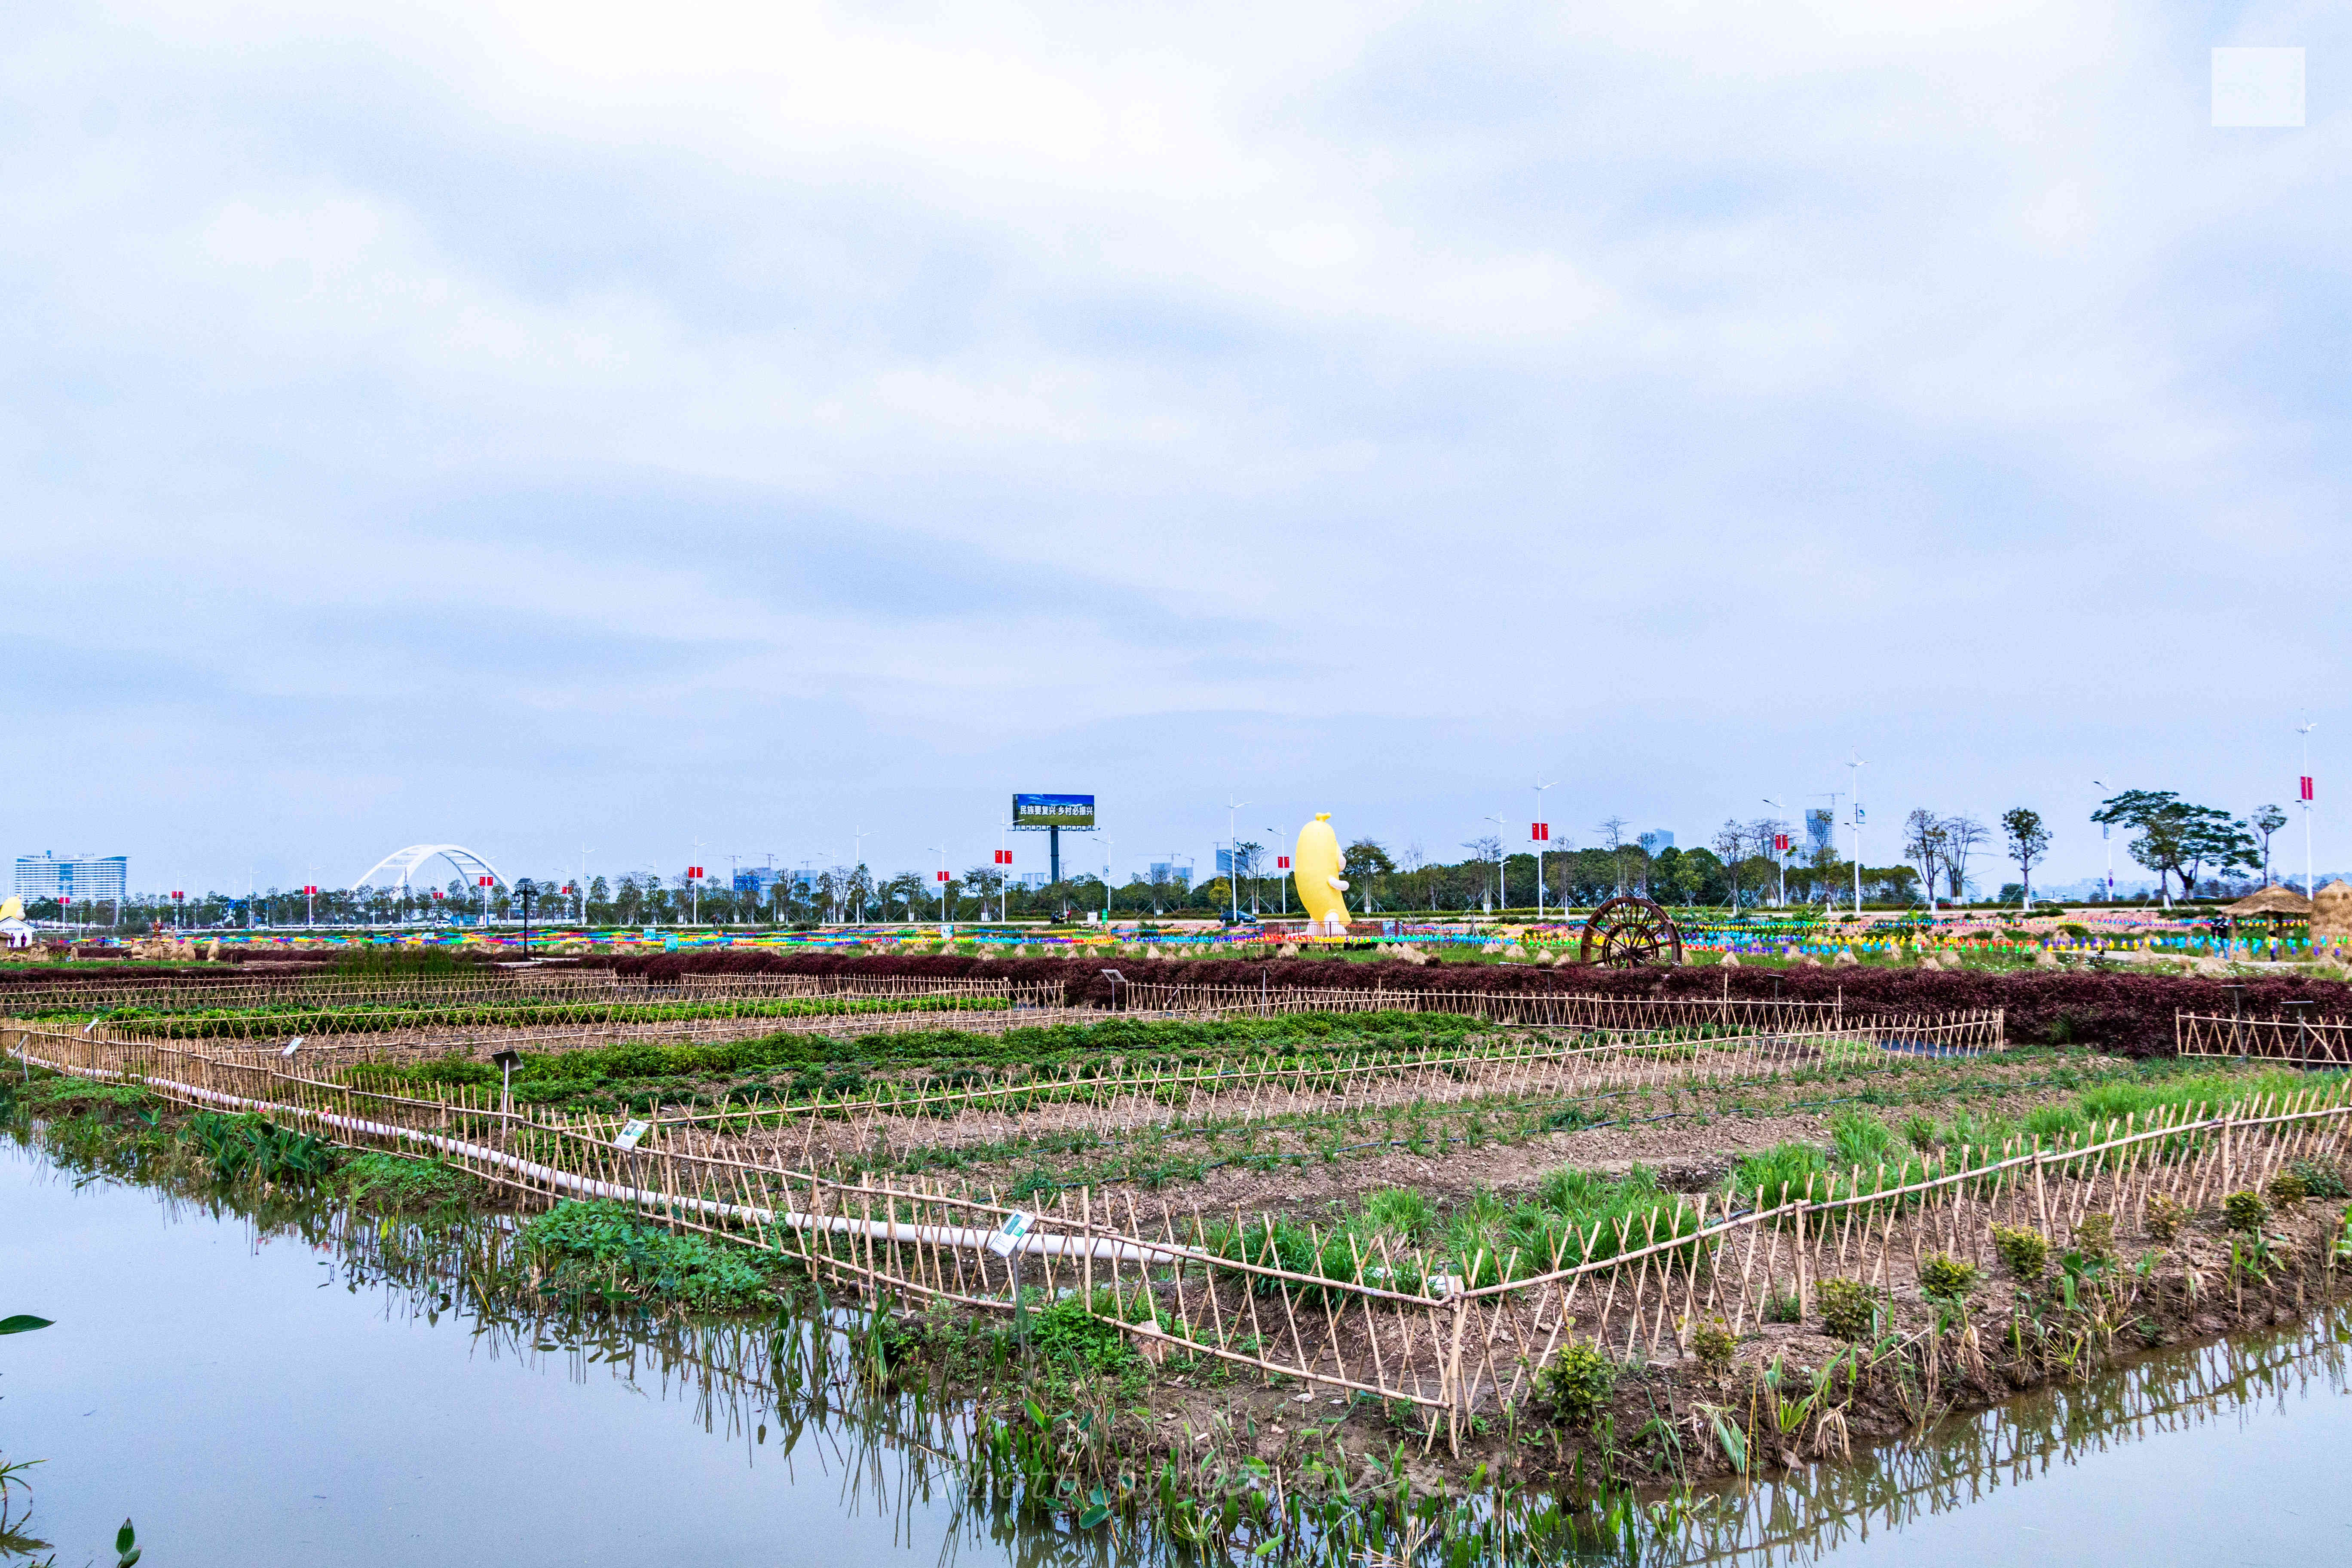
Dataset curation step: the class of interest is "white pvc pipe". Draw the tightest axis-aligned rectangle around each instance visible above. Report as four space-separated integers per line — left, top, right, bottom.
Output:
10 1043 1176 1265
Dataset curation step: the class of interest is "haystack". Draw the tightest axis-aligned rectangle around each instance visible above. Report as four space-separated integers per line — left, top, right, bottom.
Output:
2314 879 2352 942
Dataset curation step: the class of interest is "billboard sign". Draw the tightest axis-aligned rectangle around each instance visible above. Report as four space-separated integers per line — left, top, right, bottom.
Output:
1012 793 1095 830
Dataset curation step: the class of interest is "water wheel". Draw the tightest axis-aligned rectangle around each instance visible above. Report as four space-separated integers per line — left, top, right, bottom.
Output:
1579 896 1683 968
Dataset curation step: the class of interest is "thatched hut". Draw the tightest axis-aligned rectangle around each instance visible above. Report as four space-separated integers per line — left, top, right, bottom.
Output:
2225 885 2313 919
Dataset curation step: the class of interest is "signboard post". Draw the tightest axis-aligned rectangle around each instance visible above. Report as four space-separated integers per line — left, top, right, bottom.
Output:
1011 794 1095 888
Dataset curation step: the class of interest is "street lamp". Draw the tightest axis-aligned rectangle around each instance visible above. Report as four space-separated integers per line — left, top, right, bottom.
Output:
1532 778 1555 922
1225 799 1250 923
514 878 538 954
1485 812 1507 913
1846 757 1866 915
2092 779 2116 903
1763 798 1789 907
929 845 950 931
2298 720 2319 900
1265 828 1289 916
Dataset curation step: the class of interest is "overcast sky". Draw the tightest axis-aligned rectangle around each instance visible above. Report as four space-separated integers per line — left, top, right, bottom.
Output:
9 2 2344 894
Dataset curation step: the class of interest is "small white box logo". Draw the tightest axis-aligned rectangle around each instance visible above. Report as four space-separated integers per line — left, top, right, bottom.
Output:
2213 47 2305 127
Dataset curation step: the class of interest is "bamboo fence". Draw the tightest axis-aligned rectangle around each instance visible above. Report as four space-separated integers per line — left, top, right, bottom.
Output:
1111 983 1848 1035
12 1019 2341 1448
0 970 1047 1016
2177 1009 2352 1067
624 1011 2004 1152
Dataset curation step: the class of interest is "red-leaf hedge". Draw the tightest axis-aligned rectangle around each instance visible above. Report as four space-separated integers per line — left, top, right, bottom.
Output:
588 949 2352 1060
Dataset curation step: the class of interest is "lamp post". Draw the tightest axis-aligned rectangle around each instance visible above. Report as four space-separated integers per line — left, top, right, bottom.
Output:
2299 721 2319 900
1225 799 1250 923
1532 778 1555 922
2092 778 2116 903
514 878 537 954
1485 812 1507 913
1266 828 1289 916
1846 758 1866 916
1763 798 1790 907
929 845 950 931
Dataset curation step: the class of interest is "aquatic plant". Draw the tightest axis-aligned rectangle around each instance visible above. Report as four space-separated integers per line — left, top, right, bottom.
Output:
520 1200 772 1309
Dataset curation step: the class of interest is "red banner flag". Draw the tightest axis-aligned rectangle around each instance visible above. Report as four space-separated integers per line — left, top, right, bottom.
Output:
2303 776 2315 802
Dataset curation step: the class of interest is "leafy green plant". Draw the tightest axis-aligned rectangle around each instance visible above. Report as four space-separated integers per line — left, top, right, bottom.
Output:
0 1316 51 1336
520 1200 772 1309
2289 1158 2350 1200
334 1152 482 1214
1918 1253 1978 1304
1991 1224 2049 1280
1690 1321 1735 1369
115 1517 141 1568
1534 1341 1618 1427
2267 1171 2310 1209
2146 1193 2189 1241
1815 1277 1880 1341
181 1112 340 1186
2223 1191 2266 1234
2073 1213 2116 1265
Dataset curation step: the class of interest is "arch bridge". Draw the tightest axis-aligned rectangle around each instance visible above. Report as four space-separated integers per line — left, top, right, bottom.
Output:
350 845 507 892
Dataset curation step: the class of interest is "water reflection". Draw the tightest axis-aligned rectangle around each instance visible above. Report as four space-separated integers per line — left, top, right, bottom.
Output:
1651 1314 2352 1565
10 1127 2352 1568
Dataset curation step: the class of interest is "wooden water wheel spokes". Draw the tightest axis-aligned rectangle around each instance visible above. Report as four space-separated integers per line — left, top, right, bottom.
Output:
1579 896 1684 968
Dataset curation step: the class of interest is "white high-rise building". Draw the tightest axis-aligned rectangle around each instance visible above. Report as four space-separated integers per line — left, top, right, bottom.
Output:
15 854 128 902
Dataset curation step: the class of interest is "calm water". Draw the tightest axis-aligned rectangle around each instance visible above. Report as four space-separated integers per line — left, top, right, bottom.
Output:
8 1134 2352 1566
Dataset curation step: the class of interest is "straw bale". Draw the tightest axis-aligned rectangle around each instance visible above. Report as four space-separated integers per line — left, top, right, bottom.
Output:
2314 879 2352 941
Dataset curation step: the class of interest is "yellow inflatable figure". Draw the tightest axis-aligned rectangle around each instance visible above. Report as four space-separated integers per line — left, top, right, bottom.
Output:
1293 814 1351 937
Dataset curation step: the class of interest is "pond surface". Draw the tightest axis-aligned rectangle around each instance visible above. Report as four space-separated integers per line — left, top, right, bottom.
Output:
8 1134 2352 1566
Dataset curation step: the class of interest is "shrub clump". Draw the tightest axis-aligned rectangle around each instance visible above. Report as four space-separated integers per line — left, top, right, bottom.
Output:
335 1152 483 1214
1690 1321 1736 1369
521 1200 773 1309
1991 1224 2049 1281
2289 1158 2350 1200
2223 1191 2267 1234
2146 1194 2190 1241
2073 1213 2117 1265
1816 1277 1881 1341
2267 1172 2310 1210
1535 1341 1619 1427
1919 1253 1979 1305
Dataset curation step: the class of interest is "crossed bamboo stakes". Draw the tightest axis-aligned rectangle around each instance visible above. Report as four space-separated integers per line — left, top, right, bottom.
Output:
15 1010 2345 1448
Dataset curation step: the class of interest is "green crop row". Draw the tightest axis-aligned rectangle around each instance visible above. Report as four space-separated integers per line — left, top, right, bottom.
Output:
52 993 1012 1038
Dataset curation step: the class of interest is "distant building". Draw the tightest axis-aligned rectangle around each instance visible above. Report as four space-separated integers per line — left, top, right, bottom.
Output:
1150 860 1193 888
1636 831 1674 857
15 854 127 903
1806 809 1836 856
1018 871 1051 890
733 867 781 898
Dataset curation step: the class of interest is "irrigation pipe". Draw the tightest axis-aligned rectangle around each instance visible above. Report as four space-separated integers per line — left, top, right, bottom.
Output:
8 1041 1179 1268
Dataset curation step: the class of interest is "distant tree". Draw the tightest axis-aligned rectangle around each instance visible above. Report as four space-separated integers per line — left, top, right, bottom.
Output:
1941 815 1988 900
1397 839 1429 911
2000 808 2050 908
1710 821 1749 906
1461 835 1502 911
2092 790 2258 902
1596 817 1633 896
1902 810 1948 907
2250 804 2288 886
